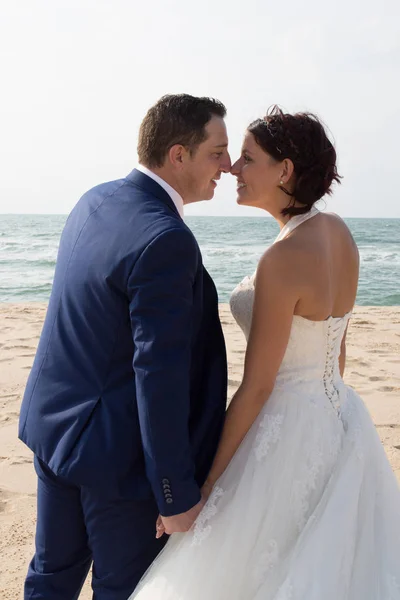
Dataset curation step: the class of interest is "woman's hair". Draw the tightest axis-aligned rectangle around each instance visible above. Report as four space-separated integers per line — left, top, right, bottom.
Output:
248 105 341 216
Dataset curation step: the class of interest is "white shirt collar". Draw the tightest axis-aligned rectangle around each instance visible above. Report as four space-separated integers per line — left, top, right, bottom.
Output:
136 165 184 218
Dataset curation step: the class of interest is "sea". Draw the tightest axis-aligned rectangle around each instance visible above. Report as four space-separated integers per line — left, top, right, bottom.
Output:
0 214 399 305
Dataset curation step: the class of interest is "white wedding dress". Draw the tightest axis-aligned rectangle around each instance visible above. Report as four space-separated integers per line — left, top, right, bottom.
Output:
130 208 400 600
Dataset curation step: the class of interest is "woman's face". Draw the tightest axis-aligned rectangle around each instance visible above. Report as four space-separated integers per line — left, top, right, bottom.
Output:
231 131 283 209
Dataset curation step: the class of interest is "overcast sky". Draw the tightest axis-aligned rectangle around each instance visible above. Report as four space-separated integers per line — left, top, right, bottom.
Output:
1 0 399 217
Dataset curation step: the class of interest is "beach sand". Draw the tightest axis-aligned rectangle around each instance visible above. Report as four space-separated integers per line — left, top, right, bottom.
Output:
1 303 399 598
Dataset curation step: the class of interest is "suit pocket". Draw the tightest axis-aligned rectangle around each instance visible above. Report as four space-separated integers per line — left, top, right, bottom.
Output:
57 396 102 484
58 395 144 489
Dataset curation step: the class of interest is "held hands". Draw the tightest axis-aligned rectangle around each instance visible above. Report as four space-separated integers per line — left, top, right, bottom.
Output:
156 484 213 538
156 498 205 538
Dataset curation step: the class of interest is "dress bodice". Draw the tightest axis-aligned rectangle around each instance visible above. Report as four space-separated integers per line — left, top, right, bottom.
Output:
229 207 352 414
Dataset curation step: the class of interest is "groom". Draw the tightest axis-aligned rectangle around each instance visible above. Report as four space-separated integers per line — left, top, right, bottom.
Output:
19 94 231 599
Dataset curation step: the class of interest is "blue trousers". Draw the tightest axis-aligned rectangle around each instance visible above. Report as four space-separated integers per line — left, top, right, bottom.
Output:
24 457 167 599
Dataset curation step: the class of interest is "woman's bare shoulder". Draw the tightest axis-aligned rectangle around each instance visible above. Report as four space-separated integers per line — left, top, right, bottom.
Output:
256 235 306 287
320 211 353 233
322 211 359 252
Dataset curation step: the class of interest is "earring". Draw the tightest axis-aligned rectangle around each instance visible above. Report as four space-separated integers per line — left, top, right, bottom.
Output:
279 180 284 185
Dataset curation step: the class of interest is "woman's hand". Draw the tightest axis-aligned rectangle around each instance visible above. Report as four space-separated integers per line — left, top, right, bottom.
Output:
159 498 205 536
201 481 214 501
155 514 166 539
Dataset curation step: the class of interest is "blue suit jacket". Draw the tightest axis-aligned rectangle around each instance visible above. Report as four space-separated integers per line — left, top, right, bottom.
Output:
19 169 227 516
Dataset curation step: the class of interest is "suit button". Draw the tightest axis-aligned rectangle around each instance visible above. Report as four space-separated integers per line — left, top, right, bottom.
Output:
162 478 170 484
166 498 173 504
165 493 172 499
163 485 171 491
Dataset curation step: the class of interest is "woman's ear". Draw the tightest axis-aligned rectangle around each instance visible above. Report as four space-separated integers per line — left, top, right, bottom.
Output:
280 158 295 184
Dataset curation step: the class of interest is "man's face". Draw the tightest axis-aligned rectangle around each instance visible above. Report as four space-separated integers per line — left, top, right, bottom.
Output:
181 116 231 203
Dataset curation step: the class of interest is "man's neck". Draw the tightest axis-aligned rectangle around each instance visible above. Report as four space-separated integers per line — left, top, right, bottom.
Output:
145 166 186 203
137 165 185 217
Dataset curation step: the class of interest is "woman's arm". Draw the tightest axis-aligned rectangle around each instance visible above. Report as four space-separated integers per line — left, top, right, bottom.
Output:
203 245 299 494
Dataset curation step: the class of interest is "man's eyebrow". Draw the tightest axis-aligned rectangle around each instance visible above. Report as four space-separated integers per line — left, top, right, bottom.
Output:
213 143 228 148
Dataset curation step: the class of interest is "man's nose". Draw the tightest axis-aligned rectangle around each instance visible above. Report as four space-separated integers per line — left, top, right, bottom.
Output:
220 152 232 173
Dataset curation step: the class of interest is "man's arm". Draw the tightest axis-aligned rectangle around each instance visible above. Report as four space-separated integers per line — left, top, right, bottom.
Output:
128 227 201 518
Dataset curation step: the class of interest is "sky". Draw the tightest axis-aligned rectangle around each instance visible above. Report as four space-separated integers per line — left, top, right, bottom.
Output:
1 0 399 218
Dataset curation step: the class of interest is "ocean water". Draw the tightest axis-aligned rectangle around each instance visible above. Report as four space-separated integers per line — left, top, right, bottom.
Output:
0 214 399 305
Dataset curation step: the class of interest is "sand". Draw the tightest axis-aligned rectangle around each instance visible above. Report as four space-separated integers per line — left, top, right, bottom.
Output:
1 303 399 598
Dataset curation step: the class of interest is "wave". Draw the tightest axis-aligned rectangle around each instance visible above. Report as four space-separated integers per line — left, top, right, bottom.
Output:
0 258 56 268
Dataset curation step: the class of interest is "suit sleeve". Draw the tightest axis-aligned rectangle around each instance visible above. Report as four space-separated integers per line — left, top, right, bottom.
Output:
128 227 201 516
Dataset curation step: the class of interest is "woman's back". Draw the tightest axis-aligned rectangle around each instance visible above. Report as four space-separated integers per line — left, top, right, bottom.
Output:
280 211 359 322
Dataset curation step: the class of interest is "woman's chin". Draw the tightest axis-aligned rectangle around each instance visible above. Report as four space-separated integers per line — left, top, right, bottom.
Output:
236 193 255 207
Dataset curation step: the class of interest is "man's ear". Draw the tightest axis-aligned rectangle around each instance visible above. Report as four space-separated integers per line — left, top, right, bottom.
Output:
168 144 188 169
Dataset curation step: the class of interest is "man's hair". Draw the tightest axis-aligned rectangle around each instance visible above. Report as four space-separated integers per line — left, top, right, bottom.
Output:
138 94 227 168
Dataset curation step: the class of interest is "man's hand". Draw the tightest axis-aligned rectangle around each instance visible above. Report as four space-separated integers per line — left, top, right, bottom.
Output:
160 498 205 535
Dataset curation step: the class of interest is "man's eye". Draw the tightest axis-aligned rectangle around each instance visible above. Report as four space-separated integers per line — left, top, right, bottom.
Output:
214 152 223 158
243 155 251 162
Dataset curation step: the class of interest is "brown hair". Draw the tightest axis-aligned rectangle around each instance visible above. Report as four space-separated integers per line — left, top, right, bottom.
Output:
248 106 341 216
138 94 227 168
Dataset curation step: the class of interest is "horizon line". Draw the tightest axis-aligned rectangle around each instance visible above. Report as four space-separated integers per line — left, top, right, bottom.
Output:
1 213 399 220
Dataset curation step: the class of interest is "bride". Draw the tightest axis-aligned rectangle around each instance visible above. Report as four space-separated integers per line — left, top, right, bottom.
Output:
130 107 400 599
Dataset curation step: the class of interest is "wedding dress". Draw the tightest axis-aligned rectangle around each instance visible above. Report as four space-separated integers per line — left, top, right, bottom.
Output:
130 207 400 599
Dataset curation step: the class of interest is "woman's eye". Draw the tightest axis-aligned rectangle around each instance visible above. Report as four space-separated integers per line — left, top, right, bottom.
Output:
243 154 251 163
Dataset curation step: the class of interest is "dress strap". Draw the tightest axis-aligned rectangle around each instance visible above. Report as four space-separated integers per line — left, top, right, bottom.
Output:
274 206 320 244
